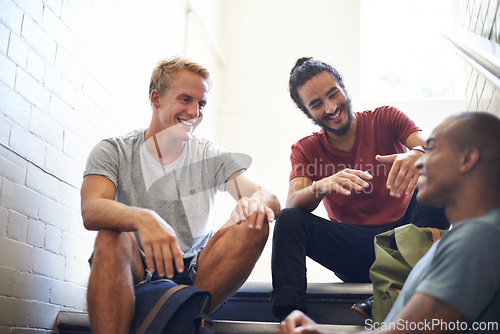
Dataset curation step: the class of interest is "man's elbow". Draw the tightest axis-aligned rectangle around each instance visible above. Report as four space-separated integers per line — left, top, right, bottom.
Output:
81 213 94 231
260 188 280 215
81 202 98 231
269 193 281 217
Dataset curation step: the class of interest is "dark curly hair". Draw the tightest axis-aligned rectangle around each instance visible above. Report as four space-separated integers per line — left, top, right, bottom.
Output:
289 57 345 118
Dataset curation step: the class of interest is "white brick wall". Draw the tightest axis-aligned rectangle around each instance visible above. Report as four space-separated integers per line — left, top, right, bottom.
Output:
0 0 221 332
460 0 500 117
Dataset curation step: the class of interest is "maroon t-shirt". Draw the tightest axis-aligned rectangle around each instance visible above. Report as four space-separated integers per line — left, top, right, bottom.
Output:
290 106 420 226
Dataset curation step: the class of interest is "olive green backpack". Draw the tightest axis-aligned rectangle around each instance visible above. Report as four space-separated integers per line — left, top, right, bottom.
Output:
369 224 447 323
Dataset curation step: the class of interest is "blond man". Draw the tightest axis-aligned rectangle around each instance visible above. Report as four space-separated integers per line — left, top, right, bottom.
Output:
82 56 280 333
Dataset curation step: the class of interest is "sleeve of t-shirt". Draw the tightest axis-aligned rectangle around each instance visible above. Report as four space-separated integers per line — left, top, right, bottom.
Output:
380 106 421 146
207 142 248 192
83 139 120 187
416 221 500 321
289 141 316 181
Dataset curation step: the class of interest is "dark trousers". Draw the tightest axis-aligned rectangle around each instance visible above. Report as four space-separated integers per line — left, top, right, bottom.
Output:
270 190 449 319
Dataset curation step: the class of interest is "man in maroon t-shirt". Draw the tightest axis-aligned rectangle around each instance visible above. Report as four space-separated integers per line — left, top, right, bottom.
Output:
271 57 449 320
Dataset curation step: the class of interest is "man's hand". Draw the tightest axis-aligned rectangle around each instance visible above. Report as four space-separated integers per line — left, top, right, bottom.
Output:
314 169 373 196
137 210 184 279
376 150 423 198
278 310 325 334
230 194 276 230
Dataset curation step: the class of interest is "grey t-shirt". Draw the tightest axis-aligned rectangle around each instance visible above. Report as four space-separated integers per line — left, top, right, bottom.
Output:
385 209 500 332
84 129 245 258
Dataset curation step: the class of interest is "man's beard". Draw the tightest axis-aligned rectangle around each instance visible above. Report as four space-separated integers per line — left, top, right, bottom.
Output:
311 100 354 137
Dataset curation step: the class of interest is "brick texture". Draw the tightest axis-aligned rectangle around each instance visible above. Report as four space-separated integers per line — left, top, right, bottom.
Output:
460 0 500 117
0 0 207 331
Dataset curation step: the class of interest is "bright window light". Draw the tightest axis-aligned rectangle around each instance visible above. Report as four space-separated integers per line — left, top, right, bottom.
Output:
361 0 464 101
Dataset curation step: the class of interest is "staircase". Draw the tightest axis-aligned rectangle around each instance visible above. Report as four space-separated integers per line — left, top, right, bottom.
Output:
57 282 372 333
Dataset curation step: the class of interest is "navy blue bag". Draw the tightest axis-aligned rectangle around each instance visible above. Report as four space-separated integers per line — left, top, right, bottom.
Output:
129 279 213 334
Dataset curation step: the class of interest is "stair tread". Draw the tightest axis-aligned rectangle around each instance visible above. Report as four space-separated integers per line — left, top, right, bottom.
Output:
57 282 372 332
57 313 365 334
237 282 372 296
214 320 365 333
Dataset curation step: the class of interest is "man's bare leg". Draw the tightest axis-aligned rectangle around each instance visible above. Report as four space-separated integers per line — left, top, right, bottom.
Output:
87 230 145 334
194 216 269 313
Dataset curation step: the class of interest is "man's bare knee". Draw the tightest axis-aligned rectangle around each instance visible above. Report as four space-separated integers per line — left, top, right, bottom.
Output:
91 230 142 275
232 221 270 249
94 230 132 256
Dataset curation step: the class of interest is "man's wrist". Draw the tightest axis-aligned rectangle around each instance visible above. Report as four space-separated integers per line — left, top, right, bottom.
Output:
411 145 426 154
313 180 327 197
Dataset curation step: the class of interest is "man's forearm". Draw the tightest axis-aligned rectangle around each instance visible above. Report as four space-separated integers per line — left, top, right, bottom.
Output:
82 198 151 232
286 183 325 211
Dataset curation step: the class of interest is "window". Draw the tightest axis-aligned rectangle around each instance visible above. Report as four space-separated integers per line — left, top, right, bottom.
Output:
361 0 464 101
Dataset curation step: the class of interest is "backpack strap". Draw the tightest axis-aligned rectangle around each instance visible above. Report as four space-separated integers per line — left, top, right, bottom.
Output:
429 227 441 243
137 285 188 334
193 314 214 334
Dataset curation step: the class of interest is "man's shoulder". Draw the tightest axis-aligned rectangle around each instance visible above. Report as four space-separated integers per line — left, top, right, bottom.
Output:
453 209 500 237
357 106 416 135
105 129 144 145
358 106 401 118
88 129 145 165
292 131 323 149
94 129 143 151
439 209 500 253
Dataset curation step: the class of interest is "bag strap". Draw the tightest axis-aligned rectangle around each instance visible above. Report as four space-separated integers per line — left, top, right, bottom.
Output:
429 227 441 243
137 284 188 334
192 314 214 334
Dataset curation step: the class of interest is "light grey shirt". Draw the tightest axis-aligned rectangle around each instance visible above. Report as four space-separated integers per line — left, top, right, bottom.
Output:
84 129 246 258
385 209 500 333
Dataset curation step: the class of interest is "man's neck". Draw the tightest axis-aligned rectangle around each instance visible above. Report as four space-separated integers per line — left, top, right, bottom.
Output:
144 127 185 165
446 190 500 226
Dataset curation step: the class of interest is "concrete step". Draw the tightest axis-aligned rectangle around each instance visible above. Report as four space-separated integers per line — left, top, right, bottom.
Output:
57 282 372 333
212 282 372 325
206 321 364 333
57 313 365 334
57 311 89 334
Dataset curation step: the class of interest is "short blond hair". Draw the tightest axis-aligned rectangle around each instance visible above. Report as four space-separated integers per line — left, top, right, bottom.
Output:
149 56 211 98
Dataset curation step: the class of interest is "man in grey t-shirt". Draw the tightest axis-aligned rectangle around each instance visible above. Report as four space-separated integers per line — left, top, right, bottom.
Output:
81 57 280 334
278 112 500 334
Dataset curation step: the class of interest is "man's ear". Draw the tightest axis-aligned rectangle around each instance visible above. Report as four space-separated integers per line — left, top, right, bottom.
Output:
459 147 480 173
150 89 160 109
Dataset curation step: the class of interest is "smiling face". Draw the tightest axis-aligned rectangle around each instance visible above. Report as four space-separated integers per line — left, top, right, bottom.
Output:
297 71 354 137
151 69 208 142
415 122 462 206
